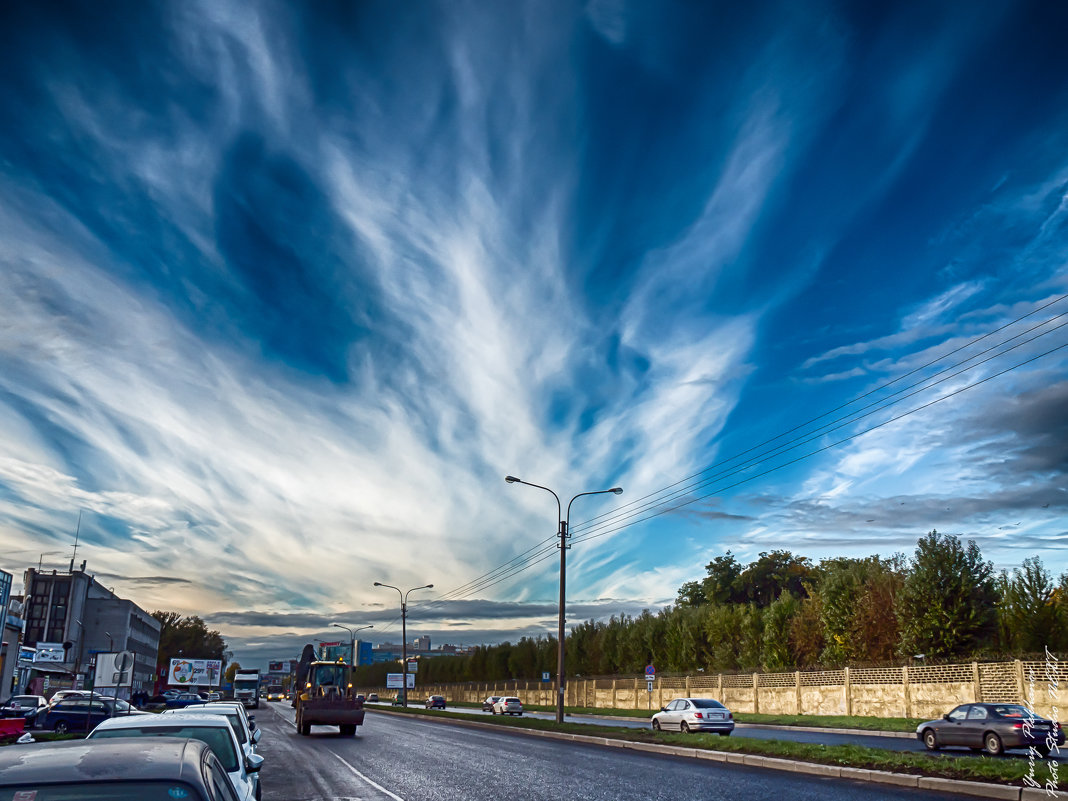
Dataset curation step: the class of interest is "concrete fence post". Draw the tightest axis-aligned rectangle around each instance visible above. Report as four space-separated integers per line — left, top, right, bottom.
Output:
971 662 980 703
844 667 852 716
612 678 619 710
902 666 911 718
795 671 802 715
717 673 723 702
1015 659 1025 704
685 674 691 696
752 673 760 714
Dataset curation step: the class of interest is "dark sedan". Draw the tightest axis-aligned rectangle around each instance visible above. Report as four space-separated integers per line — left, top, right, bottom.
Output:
0 736 238 800
0 695 49 727
917 703 1064 756
481 695 501 711
425 695 446 709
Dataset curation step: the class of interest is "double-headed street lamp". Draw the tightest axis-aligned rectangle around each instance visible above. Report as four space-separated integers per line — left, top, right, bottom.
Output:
505 476 622 723
373 582 433 707
332 623 374 667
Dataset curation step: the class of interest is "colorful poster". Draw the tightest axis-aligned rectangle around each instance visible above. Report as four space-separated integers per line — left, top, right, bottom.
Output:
168 658 223 686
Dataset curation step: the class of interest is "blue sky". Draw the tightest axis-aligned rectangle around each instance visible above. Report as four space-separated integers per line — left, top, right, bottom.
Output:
1 0 1066 669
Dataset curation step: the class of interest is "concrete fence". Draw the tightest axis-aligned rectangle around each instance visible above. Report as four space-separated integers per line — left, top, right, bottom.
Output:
371 659 1067 720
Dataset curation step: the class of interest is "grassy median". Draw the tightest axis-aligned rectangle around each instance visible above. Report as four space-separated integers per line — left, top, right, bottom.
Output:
376 705 1050 787
448 700 921 732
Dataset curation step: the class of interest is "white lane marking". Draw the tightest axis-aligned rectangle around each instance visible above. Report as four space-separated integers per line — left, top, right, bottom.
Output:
331 751 407 801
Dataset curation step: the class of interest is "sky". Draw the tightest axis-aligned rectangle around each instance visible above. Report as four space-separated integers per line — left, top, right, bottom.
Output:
1 0 1066 670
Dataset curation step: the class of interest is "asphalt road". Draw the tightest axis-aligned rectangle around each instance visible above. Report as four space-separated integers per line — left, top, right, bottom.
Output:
253 701 972 801
368 702 1066 762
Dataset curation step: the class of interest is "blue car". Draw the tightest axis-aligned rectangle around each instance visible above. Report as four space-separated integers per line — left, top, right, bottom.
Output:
42 696 145 734
165 692 208 709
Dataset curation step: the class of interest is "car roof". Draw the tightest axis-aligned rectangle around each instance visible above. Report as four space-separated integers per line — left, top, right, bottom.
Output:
94 711 233 731
0 736 211 785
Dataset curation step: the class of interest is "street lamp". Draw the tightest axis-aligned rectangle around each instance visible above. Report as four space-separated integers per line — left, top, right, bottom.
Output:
104 632 114 651
332 623 374 667
373 582 433 707
505 475 622 723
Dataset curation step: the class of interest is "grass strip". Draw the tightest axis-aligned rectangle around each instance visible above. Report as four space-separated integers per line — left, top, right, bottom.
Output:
448 701 921 732
379 705 1043 786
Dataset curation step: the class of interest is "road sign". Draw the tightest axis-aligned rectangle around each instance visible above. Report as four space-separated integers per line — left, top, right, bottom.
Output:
645 664 656 676
541 672 550 682
646 680 654 693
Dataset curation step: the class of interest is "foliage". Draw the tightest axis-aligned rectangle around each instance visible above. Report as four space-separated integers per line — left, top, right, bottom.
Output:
152 611 229 669
224 661 242 684
896 531 997 659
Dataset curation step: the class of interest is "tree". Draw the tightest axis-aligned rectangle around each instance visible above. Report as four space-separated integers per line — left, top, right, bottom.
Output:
737 551 815 607
997 557 1064 653
762 594 798 671
701 552 743 605
675 581 706 608
897 531 997 659
224 661 242 685
152 611 229 672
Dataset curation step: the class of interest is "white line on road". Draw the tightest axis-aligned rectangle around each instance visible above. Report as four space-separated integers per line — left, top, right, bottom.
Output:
330 752 408 801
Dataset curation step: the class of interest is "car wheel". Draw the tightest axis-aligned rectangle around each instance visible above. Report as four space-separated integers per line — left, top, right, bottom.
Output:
681 721 690 734
984 732 1004 756
923 729 939 751
653 719 661 731
1037 744 1052 757
255 779 262 801
53 720 69 734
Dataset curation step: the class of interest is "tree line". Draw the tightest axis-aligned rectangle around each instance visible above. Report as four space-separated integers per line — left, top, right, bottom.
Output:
359 531 1066 685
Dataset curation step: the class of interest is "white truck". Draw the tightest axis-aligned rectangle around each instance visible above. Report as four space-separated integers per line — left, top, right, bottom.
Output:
233 668 261 709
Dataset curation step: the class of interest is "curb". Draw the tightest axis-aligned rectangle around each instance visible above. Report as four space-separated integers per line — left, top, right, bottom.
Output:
369 708 1026 800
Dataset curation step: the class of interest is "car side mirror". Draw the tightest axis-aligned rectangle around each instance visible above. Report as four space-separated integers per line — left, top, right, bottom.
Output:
252 728 261 744
245 753 264 773
660 707 668 712
943 714 951 721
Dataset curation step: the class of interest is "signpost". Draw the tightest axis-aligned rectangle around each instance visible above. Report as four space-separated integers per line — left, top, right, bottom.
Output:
541 672 550 682
645 664 656 704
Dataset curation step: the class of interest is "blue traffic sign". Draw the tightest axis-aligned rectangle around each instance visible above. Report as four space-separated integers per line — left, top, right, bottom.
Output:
645 664 656 676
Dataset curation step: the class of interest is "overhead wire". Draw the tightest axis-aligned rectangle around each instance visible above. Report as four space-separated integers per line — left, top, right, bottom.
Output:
402 295 1068 618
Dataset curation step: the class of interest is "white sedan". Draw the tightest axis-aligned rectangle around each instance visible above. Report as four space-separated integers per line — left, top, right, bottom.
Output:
652 697 735 735
88 711 264 801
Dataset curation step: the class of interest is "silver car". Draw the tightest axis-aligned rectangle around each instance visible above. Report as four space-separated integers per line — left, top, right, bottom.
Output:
652 697 734 734
491 696 523 716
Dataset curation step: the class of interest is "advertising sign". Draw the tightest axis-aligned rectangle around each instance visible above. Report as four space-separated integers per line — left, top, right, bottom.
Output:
168 658 223 686
34 642 65 663
268 660 285 672
386 673 416 689
94 651 135 688
406 660 418 673
18 646 36 663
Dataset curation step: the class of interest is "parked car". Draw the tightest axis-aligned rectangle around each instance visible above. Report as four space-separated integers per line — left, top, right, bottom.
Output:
0 695 49 726
367 693 379 702
425 695 446 709
199 700 259 733
48 689 103 704
651 697 734 735
916 703 1065 756
88 711 263 801
166 691 209 709
164 706 262 798
492 697 523 716
481 695 501 711
0 736 241 801
42 696 146 733
204 691 223 701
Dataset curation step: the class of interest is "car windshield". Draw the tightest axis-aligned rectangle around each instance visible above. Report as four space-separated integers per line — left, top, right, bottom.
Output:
11 696 39 706
90 726 238 771
690 699 726 709
110 699 134 713
0 781 203 800
311 664 350 687
992 704 1034 718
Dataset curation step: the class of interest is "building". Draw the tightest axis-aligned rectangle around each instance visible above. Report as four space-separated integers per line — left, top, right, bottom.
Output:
414 636 431 652
21 564 161 699
0 570 20 696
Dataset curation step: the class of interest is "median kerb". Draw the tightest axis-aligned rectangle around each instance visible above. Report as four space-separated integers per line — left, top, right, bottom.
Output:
865 769 920 788
917 777 1021 800
790 761 841 778
1022 787 1056 801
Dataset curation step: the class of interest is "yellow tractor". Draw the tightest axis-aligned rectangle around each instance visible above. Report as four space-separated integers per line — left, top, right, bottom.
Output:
294 657 366 736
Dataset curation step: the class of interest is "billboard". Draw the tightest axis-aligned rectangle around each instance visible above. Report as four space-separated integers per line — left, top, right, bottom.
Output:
168 658 223 687
268 660 285 672
386 673 415 689
34 642 65 662
319 641 348 662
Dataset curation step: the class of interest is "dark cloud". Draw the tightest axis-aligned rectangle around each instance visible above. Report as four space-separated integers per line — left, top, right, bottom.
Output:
96 573 194 587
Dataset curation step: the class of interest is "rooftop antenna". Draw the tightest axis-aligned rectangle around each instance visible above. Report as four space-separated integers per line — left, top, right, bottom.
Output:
70 510 83 572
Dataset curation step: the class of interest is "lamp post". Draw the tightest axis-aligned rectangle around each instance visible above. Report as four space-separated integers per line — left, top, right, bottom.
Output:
332 623 374 667
104 631 114 651
505 475 622 723
373 582 433 707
